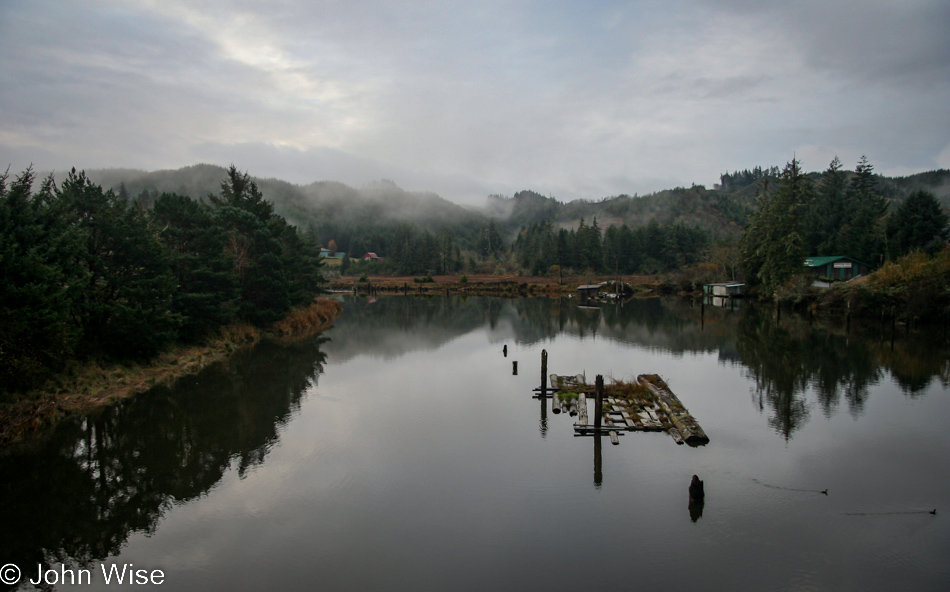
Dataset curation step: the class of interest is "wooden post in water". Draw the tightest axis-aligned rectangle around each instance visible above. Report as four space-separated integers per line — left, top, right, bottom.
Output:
503 344 508 357
541 349 548 396
594 374 604 429
512 361 518 375
846 300 851 333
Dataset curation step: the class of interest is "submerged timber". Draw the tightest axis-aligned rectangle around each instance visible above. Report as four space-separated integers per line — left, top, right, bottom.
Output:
544 372 709 447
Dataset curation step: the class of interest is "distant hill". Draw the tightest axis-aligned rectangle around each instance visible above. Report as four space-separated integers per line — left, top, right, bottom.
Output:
486 168 950 239
84 163 950 249
86 165 486 248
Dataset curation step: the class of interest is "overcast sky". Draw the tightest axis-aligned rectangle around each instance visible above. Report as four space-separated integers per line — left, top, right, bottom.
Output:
1 0 948 205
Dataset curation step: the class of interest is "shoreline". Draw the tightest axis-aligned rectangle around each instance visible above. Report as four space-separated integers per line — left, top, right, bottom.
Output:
0 298 343 447
328 273 663 297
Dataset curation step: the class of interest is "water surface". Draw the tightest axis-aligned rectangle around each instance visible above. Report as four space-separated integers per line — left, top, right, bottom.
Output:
2 296 948 591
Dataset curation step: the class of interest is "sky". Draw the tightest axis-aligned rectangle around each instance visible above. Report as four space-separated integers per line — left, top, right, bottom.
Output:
1 0 948 206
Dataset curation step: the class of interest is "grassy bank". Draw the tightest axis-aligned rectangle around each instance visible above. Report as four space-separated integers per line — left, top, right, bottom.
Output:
0 298 342 446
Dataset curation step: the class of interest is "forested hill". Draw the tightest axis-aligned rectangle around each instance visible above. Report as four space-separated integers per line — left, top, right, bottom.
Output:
486 168 950 238
87 165 483 233
85 163 950 256
486 186 751 237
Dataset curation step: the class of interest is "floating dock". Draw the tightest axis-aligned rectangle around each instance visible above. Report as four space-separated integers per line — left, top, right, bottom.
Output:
541 372 708 447
529 349 708 447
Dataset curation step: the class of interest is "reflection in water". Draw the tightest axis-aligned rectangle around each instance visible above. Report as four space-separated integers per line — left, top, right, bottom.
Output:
335 295 947 441
538 392 548 438
3 295 947 590
0 336 327 589
593 435 603 488
688 475 705 522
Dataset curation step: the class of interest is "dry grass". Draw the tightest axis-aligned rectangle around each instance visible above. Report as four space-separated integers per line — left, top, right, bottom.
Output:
270 299 343 340
606 379 652 401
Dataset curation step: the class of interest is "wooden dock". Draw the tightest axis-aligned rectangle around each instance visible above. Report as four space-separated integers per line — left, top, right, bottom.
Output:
541 372 708 447
527 349 708 448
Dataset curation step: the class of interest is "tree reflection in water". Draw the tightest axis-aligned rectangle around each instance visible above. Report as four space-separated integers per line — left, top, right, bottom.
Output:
2 295 947 587
0 336 327 588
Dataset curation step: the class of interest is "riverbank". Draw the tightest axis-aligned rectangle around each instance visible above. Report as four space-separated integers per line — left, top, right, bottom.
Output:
328 273 663 297
0 298 343 446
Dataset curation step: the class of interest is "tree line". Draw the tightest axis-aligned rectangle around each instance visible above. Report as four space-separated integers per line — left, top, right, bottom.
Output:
0 165 325 396
513 217 709 276
739 156 949 294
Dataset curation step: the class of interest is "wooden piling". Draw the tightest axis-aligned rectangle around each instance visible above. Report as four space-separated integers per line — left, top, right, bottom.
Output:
541 349 548 395
512 361 518 375
594 375 604 429
503 344 507 357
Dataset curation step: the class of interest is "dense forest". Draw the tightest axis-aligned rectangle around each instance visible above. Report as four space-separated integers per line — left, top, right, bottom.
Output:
3 156 949 398
0 166 326 396
83 161 950 280
739 157 949 294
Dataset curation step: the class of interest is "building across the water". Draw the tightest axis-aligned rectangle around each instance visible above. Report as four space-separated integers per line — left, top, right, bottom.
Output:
703 282 745 297
577 283 605 299
804 256 870 281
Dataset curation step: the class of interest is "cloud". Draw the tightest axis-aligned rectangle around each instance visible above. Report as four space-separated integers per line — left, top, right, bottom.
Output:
1 0 947 204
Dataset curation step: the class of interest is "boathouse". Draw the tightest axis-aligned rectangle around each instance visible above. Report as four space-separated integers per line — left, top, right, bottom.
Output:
577 283 604 299
703 282 744 297
804 256 870 281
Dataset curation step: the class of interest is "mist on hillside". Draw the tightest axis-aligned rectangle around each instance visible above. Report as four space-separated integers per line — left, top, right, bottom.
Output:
73 163 950 246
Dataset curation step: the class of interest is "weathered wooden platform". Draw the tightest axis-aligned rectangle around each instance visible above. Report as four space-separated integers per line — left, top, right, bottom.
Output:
528 349 708 448
541 372 708 447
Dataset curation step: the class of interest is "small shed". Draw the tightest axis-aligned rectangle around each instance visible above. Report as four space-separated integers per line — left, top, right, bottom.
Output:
363 252 379 261
804 256 870 281
703 282 745 297
577 283 604 299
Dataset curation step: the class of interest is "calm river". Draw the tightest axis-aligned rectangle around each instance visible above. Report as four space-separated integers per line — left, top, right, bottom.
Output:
2 296 948 591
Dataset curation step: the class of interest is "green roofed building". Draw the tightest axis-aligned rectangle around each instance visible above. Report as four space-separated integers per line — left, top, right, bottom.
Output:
804 256 871 281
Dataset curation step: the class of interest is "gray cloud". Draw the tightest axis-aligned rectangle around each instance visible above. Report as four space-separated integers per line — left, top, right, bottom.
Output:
1 0 947 205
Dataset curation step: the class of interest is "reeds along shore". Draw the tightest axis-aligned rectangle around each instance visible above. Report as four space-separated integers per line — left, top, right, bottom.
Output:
0 298 343 446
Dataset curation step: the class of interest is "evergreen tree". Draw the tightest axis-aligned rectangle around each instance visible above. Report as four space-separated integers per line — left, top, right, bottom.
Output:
59 169 178 359
0 168 79 391
740 159 814 293
844 156 887 265
808 156 847 255
151 193 238 341
886 190 949 257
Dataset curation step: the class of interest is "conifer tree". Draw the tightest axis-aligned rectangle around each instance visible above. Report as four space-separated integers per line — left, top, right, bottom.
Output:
740 159 814 293
886 190 949 257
